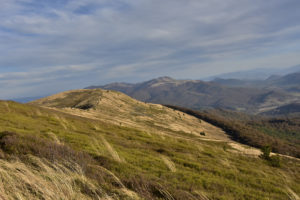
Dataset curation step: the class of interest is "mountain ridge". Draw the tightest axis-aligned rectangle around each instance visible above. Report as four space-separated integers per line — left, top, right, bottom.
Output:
86 74 300 114
205 64 300 80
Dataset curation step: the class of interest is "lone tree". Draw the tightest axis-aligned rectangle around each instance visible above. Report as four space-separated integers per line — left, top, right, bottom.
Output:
260 145 272 160
260 145 281 167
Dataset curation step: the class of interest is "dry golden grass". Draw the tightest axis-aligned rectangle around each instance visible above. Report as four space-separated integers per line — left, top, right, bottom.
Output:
0 155 100 200
31 89 230 143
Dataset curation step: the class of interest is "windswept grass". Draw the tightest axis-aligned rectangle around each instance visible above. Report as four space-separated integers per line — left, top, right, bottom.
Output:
0 100 299 199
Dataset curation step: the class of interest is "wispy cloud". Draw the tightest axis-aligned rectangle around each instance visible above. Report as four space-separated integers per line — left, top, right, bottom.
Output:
0 0 300 98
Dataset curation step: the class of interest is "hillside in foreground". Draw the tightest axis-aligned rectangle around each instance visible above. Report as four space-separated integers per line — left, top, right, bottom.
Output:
0 89 299 199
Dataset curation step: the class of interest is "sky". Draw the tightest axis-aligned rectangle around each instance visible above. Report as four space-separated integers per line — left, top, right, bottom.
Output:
1 0 300 99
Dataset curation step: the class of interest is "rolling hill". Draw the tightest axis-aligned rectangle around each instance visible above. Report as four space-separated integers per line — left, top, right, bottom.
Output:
0 88 299 199
262 103 300 116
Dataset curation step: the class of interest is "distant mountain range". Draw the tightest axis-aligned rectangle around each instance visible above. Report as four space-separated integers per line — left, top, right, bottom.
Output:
206 64 300 80
211 72 300 88
87 72 300 115
9 66 300 115
10 95 46 103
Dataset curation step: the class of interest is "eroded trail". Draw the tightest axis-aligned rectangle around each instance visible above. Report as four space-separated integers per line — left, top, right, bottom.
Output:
228 142 261 156
3 102 10 113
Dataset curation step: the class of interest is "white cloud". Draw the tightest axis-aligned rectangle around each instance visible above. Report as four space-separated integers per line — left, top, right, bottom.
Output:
0 0 300 98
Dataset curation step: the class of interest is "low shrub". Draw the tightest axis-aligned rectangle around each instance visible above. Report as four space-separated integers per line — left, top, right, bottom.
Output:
268 155 281 167
0 131 125 191
0 131 92 170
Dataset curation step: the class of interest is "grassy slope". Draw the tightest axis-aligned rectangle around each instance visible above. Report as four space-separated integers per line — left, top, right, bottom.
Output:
165 105 300 158
199 108 300 144
0 91 299 199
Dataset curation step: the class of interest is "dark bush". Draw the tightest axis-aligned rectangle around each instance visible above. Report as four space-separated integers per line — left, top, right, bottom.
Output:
156 148 166 154
75 104 94 110
268 155 281 167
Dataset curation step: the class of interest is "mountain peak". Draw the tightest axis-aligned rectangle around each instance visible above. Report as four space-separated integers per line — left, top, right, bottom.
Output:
154 76 175 82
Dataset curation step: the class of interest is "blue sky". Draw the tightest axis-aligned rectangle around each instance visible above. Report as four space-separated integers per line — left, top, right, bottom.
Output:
1 0 300 99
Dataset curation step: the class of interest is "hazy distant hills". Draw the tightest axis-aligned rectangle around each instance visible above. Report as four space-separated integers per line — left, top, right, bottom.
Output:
269 72 300 88
212 72 300 88
86 72 300 114
206 64 300 80
87 77 263 111
10 95 46 103
11 69 299 115
262 103 300 116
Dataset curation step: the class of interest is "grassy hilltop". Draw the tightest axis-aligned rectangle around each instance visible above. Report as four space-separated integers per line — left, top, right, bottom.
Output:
0 89 299 199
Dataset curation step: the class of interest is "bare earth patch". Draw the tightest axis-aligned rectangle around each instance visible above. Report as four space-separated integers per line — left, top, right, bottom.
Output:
228 142 262 156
